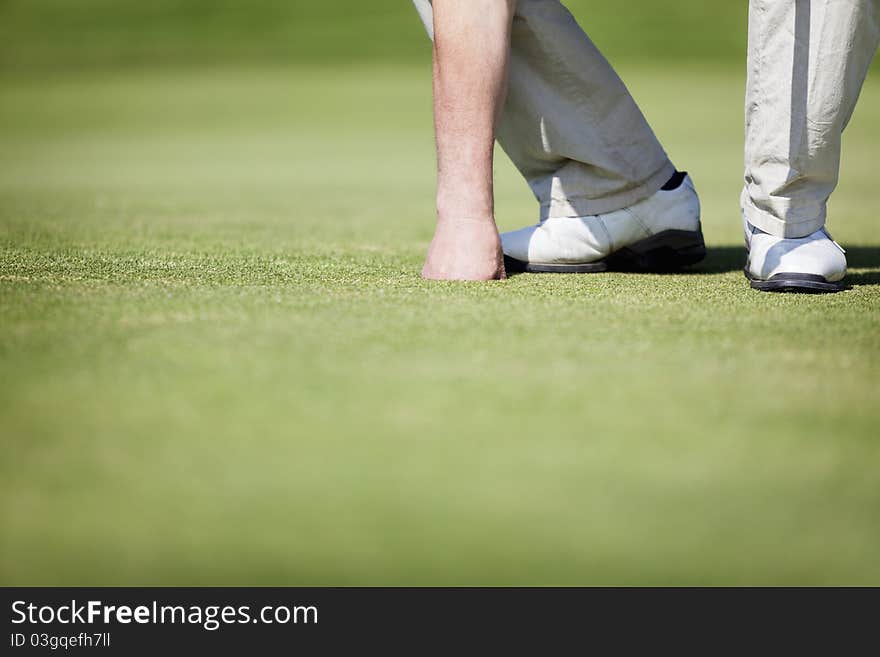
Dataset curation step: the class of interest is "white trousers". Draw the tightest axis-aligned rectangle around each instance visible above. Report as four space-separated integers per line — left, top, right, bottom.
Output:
743 0 880 238
412 0 675 220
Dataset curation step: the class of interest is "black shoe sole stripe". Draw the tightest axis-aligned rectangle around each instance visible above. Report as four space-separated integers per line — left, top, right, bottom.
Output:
744 270 847 293
503 228 706 274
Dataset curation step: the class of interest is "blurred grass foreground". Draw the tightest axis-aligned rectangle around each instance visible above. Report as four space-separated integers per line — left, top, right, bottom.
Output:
1 1 879 585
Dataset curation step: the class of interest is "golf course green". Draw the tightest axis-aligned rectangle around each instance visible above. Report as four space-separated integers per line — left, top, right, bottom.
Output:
1 1 878 585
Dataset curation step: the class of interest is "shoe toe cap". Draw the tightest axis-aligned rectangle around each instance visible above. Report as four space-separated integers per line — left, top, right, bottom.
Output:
750 233 847 282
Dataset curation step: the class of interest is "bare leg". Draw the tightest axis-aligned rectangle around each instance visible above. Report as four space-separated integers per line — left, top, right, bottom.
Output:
421 0 515 281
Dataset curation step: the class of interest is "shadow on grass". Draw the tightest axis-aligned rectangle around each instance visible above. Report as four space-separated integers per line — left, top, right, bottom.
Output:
506 246 880 286
700 246 880 287
503 246 745 277
841 247 880 286
696 246 744 274
704 246 880 285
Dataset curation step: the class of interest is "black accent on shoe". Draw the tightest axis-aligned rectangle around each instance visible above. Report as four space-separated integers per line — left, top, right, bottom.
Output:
503 257 608 274
503 228 706 274
744 270 847 293
661 170 688 191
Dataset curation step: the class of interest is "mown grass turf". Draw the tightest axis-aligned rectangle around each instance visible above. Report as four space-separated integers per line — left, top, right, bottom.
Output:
0 1 748 71
1 64 879 585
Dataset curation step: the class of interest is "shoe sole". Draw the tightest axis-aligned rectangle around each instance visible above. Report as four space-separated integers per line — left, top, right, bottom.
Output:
503 228 706 274
744 270 846 293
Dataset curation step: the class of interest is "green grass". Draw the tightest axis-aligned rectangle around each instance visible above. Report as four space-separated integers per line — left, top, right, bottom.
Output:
0 1 749 71
1 63 879 585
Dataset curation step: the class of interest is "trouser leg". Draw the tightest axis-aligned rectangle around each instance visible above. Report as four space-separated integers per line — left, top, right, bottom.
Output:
413 0 674 220
742 0 880 238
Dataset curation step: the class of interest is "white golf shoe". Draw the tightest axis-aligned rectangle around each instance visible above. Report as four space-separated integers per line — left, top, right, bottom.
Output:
501 172 704 273
743 219 847 293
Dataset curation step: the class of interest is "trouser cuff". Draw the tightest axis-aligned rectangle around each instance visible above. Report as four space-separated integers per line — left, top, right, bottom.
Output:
540 161 676 220
740 188 826 239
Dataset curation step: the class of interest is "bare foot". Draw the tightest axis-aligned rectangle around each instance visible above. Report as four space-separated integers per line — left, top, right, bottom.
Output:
421 218 507 281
